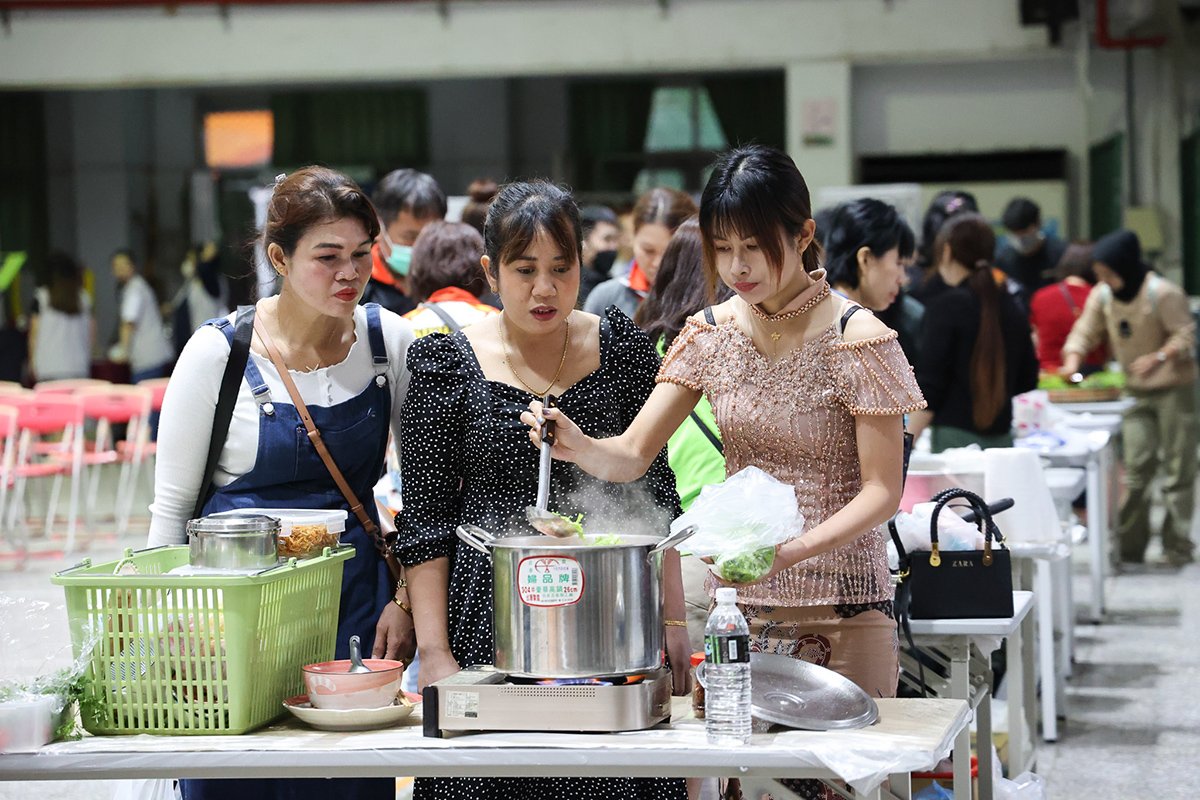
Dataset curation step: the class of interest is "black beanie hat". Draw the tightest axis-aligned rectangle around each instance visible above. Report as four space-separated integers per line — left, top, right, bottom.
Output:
1093 229 1147 303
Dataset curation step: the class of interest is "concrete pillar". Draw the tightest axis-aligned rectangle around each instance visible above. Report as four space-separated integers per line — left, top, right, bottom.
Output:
785 59 853 197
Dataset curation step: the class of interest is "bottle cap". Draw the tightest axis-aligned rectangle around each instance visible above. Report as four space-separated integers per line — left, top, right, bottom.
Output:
690 651 706 668
715 587 737 604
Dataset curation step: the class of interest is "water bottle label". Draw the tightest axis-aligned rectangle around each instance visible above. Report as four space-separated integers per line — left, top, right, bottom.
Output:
704 634 750 664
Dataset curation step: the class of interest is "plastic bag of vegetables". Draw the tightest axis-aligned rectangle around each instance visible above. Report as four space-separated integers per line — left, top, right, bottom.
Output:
670 466 805 584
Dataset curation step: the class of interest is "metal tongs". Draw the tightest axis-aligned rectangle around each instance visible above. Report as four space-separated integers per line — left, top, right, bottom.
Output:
525 395 582 538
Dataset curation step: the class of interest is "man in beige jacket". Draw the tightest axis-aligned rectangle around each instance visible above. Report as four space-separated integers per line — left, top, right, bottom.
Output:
1061 229 1197 567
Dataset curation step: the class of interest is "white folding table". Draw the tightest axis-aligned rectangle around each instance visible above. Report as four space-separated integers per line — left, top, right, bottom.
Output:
901 591 1035 800
0 697 969 800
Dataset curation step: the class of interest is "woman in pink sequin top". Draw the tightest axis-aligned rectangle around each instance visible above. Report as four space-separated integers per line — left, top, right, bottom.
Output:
524 145 926 705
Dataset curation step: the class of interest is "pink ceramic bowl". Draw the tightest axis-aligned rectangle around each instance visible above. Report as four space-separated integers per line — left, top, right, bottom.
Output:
302 659 405 710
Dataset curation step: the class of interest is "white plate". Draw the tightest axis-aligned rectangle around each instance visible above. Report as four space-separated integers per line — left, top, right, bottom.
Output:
283 693 419 732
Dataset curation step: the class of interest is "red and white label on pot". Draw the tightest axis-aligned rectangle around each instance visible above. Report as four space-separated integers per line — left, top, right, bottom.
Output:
517 555 585 607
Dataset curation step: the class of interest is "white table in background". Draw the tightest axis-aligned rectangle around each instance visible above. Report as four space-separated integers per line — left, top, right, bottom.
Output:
901 591 1035 800
1032 426 1117 622
0 698 969 800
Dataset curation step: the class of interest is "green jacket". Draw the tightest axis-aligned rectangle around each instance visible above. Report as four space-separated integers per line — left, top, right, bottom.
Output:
657 337 726 510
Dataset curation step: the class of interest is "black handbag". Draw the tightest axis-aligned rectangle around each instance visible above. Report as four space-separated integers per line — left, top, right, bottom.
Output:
891 487 1014 620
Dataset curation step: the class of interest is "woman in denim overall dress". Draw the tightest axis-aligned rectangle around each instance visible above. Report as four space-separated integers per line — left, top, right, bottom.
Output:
148 167 415 800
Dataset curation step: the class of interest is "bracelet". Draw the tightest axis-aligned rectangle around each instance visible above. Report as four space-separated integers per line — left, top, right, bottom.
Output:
392 597 412 615
664 619 688 628
394 577 408 590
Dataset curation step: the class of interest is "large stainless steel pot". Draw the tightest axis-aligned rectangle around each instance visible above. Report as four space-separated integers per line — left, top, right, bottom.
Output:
456 525 696 678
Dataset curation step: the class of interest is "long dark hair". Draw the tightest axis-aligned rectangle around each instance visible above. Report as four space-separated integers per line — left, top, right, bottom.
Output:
45 251 83 315
699 145 822 294
822 198 915 289
936 213 1005 431
635 218 732 346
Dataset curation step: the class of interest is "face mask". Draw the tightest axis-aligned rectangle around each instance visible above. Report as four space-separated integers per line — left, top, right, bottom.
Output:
591 249 617 276
1011 232 1043 256
379 228 413 277
385 244 413 277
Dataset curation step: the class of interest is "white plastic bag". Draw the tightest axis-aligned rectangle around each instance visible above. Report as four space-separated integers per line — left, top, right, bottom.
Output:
995 772 1047 800
112 779 181 800
670 467 804 582
893 502 986 554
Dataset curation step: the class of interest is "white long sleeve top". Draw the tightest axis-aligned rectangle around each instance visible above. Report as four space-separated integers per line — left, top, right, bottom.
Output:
148 305 415 547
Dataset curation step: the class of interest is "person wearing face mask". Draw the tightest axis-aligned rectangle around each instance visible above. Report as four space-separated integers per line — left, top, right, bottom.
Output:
361 168 447 317
583 187 696 319
1060 229 1197 567
577 204 621 307
821 198 922 363
996 197 1066 300
396 180 689 800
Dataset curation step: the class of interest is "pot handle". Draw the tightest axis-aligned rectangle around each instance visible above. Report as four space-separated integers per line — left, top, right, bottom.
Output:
456 524 497 558
648 525 697 558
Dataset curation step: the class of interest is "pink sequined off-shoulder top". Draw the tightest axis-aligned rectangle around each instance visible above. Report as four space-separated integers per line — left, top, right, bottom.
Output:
657 295 926 607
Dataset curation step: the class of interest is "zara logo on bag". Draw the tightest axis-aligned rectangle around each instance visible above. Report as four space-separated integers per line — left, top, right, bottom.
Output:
949 560 975 568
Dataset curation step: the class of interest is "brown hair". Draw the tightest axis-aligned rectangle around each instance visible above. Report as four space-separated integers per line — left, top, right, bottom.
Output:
635 218 733 346
1053 242 1096 283
935 213 1005 431
44 251 83 315
262 167 380 258
699 145 823 292
632 188 697 235
460 178 499 236
409 220 488 302
482 180 581 281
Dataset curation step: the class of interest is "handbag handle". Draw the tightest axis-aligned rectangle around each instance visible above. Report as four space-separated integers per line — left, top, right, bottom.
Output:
253 316 404 583
928 487 1007 567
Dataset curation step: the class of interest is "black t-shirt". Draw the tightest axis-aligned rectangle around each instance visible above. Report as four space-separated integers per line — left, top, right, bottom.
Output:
360 279 416 317
915 286 1040 436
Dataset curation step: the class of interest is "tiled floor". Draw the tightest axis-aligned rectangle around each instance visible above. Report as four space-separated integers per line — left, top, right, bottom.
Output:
1 514 1197 799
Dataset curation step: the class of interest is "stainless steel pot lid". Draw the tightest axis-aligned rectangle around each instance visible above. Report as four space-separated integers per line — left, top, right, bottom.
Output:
749 652 879 731
187 514 280 535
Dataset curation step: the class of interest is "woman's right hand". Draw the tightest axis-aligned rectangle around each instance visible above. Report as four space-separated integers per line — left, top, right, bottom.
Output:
417 647 461 693
520 401 589 464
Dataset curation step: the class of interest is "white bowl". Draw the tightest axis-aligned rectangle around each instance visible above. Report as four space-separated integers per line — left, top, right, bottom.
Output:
283 693 419 732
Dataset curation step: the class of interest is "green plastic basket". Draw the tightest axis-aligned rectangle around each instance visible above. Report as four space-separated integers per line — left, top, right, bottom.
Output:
52 545 354 735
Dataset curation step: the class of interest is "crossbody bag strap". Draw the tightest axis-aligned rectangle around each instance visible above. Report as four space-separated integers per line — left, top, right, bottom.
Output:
252 316 404 581
192 306 254 520
421 301 463 333
688 410 723 454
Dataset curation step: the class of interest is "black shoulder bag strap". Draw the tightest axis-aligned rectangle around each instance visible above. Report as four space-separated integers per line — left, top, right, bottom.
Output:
421 301 463 333
191 305 254 520
685 306 723 454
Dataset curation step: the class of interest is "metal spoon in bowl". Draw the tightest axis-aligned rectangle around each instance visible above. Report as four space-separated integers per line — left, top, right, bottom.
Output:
348 635 371 674
525 395 582 538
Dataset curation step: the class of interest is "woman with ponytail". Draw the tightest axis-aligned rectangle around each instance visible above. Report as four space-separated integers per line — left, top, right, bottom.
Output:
909 214 1039 451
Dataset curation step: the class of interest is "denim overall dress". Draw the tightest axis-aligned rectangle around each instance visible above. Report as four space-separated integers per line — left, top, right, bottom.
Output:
180 304 394 800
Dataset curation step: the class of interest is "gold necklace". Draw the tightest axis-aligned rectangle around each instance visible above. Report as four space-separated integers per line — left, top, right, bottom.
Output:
748 283 831 348
499 314 571 396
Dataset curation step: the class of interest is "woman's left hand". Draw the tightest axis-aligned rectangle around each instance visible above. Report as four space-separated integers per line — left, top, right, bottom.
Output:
666 625 693 696
372 602 417 663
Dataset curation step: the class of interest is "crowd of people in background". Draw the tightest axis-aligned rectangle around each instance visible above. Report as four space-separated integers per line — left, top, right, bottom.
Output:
1 155 1191 573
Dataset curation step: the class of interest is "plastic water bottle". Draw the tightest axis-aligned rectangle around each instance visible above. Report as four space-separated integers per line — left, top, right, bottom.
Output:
704 587 751 745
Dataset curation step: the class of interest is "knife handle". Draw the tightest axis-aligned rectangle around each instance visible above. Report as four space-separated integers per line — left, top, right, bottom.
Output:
542 394 558 446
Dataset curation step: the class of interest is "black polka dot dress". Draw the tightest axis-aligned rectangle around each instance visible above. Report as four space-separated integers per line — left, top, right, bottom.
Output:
396 307 685 800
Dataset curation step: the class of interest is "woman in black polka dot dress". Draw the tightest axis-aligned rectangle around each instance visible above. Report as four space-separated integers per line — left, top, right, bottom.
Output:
396 181 690 800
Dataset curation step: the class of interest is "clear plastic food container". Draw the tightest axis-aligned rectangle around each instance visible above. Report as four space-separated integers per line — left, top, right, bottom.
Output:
212 508 347 560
